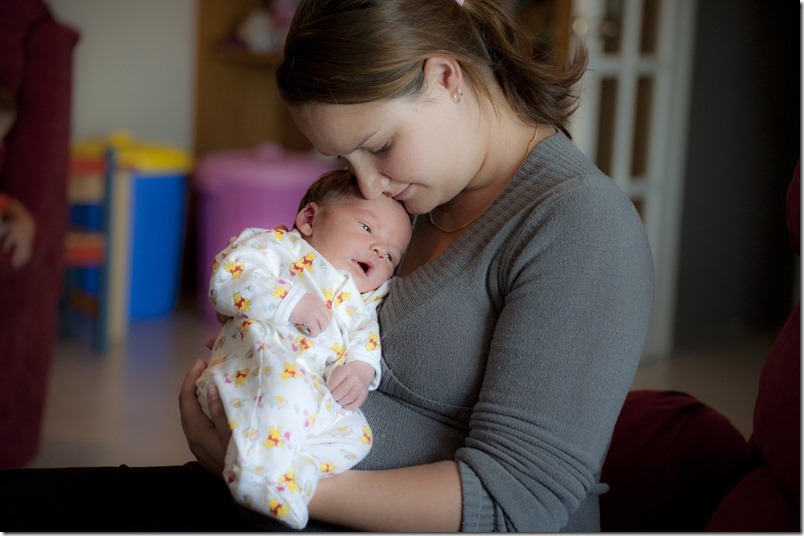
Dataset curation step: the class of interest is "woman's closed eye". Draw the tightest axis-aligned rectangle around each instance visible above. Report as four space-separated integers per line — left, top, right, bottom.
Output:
369 141 391 158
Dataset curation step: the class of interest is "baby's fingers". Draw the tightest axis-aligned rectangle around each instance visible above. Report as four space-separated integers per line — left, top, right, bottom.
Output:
337 385 365 410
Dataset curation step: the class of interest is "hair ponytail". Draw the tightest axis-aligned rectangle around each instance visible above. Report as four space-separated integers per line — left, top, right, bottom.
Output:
462 1 587 136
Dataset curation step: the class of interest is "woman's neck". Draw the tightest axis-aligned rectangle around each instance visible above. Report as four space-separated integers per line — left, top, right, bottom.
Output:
398 98 553 277
430 109 541 233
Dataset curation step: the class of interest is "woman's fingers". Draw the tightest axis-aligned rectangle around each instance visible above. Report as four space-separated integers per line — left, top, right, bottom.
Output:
215 312 231 326
206 385 231 444
178 359 229 475
179 359 208 425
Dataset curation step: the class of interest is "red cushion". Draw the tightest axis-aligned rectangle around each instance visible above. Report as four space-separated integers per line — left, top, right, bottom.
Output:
705 166 801 531
600 390 757 532
705 466 800 531
749 304 801 508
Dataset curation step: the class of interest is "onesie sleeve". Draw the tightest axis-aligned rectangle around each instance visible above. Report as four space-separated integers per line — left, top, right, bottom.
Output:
456 183 655 531
342 282 389 390
208 227 303 324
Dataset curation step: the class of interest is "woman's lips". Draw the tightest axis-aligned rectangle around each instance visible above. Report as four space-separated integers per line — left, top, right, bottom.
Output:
393 184 412 201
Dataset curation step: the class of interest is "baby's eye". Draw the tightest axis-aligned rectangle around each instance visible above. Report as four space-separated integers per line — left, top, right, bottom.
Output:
362 223 371 233
385 253 393 262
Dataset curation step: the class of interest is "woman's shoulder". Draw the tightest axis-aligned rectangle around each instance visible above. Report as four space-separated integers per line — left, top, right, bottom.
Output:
500 132 632 222
482 132 650 264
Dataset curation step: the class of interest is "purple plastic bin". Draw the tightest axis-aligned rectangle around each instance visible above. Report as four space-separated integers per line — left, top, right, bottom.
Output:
195 142 336 322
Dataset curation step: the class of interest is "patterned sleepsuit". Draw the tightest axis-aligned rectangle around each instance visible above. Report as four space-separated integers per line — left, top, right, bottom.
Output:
195 227 385 529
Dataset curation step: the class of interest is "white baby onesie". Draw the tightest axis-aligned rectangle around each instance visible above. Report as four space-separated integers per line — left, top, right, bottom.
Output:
196 227 385 529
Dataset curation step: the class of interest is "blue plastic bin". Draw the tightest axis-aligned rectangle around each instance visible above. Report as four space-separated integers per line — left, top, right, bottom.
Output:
75 132 193 321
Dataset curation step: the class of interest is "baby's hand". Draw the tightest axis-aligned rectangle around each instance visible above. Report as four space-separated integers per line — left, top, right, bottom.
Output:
289 293 331 337
327 361 375 410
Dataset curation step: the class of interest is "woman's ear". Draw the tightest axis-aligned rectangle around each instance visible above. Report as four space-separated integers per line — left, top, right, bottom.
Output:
423 56 463 100
295 202 319 237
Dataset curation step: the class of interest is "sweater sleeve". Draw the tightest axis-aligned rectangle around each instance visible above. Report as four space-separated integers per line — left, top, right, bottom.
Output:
456 182 655 531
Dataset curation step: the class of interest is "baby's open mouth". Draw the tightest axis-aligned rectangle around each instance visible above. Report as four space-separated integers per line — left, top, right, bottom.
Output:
357 262 369 274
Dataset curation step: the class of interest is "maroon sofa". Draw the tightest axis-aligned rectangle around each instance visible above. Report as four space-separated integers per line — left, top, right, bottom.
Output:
600 163 801 531
0 0 79 468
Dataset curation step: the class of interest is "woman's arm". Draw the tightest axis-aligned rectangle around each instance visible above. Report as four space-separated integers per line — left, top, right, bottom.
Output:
309 460 462 532
179 358 463 531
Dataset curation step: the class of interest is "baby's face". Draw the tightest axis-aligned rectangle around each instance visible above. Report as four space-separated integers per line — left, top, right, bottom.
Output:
304 195 411 293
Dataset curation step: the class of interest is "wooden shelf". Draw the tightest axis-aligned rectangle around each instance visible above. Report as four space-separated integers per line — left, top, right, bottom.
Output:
194 0 309 156
213 43 283 67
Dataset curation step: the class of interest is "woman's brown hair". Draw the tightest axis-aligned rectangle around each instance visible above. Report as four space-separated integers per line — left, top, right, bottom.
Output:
276 0 587 137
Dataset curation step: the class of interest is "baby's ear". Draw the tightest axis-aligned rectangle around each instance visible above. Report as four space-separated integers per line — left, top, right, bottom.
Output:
295 202 319 237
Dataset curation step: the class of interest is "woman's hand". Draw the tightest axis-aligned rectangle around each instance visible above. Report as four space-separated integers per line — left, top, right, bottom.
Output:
179 358 231 476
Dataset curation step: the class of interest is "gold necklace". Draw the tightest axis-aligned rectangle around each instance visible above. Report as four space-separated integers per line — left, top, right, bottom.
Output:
429 124 540 233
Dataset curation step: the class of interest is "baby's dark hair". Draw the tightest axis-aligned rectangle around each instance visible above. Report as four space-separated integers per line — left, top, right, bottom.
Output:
296 169 364 213
295 169 411 230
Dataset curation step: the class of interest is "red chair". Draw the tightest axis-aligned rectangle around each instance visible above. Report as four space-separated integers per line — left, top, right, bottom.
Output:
601 163 800 532
0 0 80 468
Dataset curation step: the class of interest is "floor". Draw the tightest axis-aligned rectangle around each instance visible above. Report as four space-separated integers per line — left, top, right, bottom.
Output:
27 300 775 469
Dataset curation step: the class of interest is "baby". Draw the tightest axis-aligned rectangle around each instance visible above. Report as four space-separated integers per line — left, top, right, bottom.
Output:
196 169 411 528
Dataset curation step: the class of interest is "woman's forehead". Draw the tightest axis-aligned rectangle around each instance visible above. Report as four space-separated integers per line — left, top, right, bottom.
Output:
292 101 402 154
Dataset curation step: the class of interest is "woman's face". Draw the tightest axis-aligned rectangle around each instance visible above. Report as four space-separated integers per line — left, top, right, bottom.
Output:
290 90 487 216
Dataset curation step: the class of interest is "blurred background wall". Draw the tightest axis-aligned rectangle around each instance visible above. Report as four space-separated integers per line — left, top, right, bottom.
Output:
675 1 800 348
49 0 196 153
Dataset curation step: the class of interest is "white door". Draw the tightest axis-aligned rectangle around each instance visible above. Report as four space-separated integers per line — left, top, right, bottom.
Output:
568 0 697 360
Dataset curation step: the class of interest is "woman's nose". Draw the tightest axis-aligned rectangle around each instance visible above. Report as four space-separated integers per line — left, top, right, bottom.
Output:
352 163 390 199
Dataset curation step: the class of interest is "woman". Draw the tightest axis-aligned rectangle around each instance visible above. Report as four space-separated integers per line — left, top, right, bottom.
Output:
0 0 653 531
183 0 654 531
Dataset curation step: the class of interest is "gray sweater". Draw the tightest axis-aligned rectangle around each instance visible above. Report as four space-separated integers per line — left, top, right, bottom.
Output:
356 131 655 532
